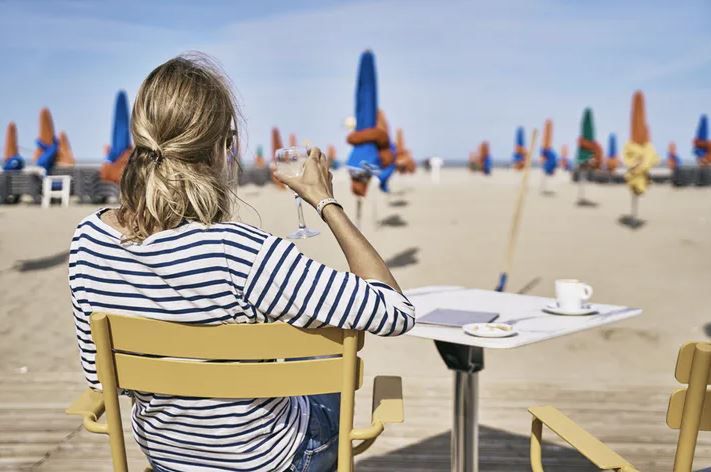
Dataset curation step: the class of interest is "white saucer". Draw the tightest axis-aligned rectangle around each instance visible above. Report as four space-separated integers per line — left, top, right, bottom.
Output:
463 322 518 338
543 303 598 316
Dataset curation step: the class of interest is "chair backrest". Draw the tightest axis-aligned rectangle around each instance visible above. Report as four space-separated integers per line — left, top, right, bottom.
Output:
666 342 711 471
91 312 365 472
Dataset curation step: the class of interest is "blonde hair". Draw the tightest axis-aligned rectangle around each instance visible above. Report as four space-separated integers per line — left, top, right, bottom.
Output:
117 53 240 242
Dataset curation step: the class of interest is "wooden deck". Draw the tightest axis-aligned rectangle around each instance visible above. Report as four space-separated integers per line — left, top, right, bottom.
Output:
2 371 710 471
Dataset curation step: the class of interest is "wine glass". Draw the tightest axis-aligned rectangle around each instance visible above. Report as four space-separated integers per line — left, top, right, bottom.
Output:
274 146 320 239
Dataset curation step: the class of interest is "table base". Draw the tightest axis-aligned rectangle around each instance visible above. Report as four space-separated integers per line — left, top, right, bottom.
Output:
435 341 484 472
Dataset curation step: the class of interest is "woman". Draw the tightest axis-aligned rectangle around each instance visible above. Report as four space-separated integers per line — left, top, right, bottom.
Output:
68 54 414 472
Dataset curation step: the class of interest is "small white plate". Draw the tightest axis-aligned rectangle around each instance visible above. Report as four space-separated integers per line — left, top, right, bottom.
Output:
463 322 518 338
543 303 598 316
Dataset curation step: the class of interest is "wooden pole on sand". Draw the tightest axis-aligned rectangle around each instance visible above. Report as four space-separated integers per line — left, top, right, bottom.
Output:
495 128 539 292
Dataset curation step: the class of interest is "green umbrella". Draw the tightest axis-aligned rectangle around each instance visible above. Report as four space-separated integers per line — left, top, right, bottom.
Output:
576 108 596 166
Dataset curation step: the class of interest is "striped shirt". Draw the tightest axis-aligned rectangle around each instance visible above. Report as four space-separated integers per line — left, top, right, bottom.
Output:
68 209 415 472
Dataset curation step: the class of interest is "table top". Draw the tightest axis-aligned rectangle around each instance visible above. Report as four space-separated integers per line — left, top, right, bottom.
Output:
403 286 642 349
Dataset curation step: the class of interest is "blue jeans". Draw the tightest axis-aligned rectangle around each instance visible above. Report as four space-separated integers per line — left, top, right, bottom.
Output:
289 393 341 472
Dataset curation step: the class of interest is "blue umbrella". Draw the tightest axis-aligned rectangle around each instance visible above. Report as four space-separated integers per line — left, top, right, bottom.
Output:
541 148 557 175
347 50 394 192
482 153 492 175
106 90 131 162
513 127 525 168
607 133 617 158
694 114 708 161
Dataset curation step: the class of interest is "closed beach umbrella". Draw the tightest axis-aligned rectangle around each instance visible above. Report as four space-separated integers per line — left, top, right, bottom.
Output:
34 108 59 172
271 127 286 188
346 50 394 196
395 128 415 174
667 142 680 170
479 141 492 175
540 119 557 176
56 132 76 167
100 91 133 183
106 91 130 163
513 127 525 170
694 114 710 165
606 133 619 172
327 145 340 169
3 122 24 171
288 133 298 147
622 90 659 196
560 144 570 171
576 108 602 169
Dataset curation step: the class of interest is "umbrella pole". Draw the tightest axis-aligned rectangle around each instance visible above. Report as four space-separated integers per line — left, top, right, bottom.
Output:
540 173 547 194
631 193 639 224
577 174 586 203
373 192 379 229
496 129 539 292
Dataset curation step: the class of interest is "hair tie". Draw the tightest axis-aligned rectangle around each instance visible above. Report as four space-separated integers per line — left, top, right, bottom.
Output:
136 146 163 164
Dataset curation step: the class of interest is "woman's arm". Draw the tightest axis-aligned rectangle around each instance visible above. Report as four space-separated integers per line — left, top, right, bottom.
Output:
273 147 400 291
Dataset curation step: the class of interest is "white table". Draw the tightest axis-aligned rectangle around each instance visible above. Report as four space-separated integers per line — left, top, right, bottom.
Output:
403 286 642 472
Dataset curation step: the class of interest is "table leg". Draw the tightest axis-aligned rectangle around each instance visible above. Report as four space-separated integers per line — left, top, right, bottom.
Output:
435 341 484 472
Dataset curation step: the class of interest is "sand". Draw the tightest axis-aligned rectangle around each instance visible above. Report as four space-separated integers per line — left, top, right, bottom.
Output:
0 168 710 469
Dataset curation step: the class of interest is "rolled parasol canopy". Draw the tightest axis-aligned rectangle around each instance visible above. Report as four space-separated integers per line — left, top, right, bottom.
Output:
271 127 286 188
576 108 602 169
560 144 570 171
622 90 659 195
254 145 266 168
100 91 133 183
395 128 415 174
540 119 557 176
34 108 59 172
606 133 619 172
3 122 24 171
106 91 131 163
667 142 681 170
694 114 710 165
512 127 525 170
346 50 395 195
327 145 340 169
479 141 492 175
56 131 76 167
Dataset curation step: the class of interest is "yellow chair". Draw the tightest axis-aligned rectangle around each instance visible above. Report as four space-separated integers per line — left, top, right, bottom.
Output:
66 312 405 472
529 342 711 472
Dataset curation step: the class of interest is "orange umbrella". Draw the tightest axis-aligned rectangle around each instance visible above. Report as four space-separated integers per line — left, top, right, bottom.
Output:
4 122 19 160
2 122 25 170
34 108 55 162
622 90 659 196
560 144 570 170
478 141 492 175
288 133 297 147
667 142 680 170
394 128 415 173
326 145 338 168
271 127 286 188
56 132 76 167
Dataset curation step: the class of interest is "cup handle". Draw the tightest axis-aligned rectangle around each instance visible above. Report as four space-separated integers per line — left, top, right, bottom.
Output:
580 284 593 300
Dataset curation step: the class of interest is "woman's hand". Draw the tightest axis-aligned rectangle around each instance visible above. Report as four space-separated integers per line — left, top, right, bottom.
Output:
273 147 334 207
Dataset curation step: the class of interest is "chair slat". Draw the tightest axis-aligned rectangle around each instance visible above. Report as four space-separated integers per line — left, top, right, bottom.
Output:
675 342 711 384
103 313 357 359
114 353 364 398
667 388 711 430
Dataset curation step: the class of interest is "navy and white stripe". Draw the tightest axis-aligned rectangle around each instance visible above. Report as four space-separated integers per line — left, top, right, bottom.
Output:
68 209 415 472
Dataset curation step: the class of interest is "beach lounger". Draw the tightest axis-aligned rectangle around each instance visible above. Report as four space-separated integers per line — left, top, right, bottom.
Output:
672 167 696 187
66 313 405 472
5 168 43 204
529 342 711 472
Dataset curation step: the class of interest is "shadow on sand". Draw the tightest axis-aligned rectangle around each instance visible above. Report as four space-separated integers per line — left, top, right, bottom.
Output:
379 215 408 227
389 199 409 208
576 199 598 208
356 427 597 471
385 248 419 269
14 250 70 272
618 215 646 230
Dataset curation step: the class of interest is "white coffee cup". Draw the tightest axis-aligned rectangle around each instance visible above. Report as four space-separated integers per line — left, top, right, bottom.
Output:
555 279 593 311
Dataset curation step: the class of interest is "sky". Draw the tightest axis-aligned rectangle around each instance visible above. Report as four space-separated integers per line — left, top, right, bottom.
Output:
1 0 710 164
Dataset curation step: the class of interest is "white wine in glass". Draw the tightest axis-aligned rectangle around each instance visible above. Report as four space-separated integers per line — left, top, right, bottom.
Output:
274 146 320 239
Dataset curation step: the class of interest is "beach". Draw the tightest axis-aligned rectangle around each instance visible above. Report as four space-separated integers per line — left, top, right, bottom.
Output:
1 167 710 470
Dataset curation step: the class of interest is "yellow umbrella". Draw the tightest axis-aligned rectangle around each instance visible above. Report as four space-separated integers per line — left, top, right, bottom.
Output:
622 91 659 196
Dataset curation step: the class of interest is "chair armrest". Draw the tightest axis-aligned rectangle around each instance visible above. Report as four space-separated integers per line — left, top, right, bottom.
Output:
352 376 404 455
65 388 109 434
529 406 637 472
